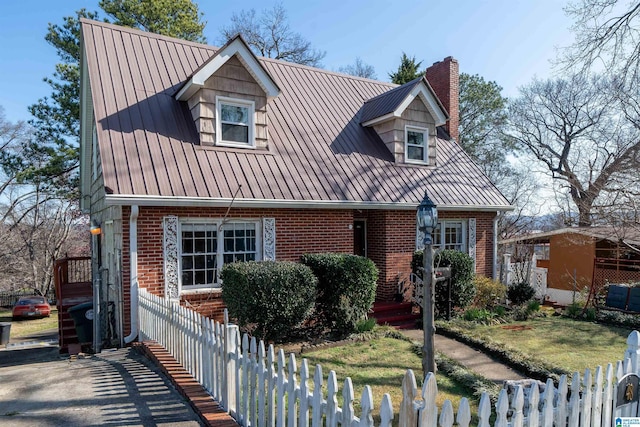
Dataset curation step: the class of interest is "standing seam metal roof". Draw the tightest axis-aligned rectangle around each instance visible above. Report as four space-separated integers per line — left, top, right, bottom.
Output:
81 19 511 209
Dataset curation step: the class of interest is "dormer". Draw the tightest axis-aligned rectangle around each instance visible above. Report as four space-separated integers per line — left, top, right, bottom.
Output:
360 77 448 165
175 35 280 149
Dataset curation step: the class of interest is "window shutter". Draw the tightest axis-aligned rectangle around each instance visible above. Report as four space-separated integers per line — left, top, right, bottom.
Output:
468 218 476 270
262 217 276 260
163 216 180 300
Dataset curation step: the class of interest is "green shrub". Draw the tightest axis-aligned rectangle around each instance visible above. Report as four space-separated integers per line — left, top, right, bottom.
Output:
355 318 377 333
463 307 494 322
507 281 536 305
301 253 378 338
585 307 597 321
527 300 540 312
494 306 507 317
221 261 317 341
472 276 507 309
564 302 582 318
412 249 476 317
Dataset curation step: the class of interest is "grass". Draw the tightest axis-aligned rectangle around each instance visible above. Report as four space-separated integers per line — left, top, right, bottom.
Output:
300 335 480 421
446 315 633 374
0 308 58 339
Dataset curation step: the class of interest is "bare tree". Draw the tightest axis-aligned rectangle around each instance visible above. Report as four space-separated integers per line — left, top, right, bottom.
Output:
0 107 88 293
563 0 640 81
220 4 325 67
497 166 540 239
337 57 377 79
506 73 640 226
556 1 640 249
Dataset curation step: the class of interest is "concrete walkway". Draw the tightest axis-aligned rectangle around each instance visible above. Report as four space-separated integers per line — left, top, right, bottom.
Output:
0 345 203 426
401 329 527 383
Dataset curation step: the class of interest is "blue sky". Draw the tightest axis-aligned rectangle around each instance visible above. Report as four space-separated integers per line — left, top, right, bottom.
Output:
0 0 575 124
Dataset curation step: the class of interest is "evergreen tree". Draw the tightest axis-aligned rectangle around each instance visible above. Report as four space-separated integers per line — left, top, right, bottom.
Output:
388 53 423 84
21 2 207 200
99 0 207 43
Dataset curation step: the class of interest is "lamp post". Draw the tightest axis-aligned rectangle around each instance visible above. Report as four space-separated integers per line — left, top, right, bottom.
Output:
417 191 438 376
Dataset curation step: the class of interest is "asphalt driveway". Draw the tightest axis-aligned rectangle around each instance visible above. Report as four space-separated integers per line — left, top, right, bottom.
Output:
0 344 203 426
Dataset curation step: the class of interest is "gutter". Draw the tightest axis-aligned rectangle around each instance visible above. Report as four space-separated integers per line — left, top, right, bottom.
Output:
124 205 139 344
493 212 499 280
105 194 515 212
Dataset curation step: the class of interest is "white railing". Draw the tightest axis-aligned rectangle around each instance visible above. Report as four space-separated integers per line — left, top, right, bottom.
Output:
502 253 548 300
138 288 640 427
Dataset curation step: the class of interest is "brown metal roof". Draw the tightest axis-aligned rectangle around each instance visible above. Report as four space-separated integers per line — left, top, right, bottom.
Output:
81 19 511 210
500 227 640 246
360 77 422 124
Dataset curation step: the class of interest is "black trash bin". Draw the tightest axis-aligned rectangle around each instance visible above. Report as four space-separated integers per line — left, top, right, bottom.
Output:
0 322 10 346
68 302 94 343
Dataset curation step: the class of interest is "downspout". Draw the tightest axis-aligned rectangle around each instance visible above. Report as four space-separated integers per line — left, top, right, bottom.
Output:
493 212 499 280
124 205 139 344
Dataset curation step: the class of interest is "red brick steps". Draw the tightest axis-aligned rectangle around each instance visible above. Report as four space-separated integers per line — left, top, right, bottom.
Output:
371 301 420 330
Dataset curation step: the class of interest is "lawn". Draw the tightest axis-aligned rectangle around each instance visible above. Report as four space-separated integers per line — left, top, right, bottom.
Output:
0 308 59 339
447 315 634 374
301 335 480 420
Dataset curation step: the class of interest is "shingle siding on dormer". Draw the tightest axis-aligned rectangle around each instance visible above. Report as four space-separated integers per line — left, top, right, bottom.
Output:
372 98 437 164
187 56 268 148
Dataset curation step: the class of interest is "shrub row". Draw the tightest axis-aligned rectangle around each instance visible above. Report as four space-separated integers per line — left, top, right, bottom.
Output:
221 253 378 341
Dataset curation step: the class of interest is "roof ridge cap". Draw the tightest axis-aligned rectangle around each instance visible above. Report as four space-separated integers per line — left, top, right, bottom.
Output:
362 76 422 104
258 55 397 86
80 18 218 51
80 18 398 89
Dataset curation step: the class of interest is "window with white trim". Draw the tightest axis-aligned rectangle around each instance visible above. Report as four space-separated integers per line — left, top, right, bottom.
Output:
433 220 467 252
216 96 255 148
180 220 259 289
405 125 428 163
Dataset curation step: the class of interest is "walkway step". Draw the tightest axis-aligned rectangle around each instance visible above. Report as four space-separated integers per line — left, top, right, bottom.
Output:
371 301 420 329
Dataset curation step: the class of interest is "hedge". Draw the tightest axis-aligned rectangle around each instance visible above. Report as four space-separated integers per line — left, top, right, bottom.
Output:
221 261 317 341
301 253 378 338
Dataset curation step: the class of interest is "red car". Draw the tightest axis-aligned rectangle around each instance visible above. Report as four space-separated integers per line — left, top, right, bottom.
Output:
12 296 51 320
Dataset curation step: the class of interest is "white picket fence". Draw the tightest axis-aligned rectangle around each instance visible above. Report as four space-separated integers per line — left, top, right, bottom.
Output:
137 287 640 427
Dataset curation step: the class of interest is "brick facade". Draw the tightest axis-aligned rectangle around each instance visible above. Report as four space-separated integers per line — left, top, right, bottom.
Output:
119 205 495 334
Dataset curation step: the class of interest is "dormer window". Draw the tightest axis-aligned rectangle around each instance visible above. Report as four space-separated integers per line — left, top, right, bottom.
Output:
405 125 428 163
216 96 255 148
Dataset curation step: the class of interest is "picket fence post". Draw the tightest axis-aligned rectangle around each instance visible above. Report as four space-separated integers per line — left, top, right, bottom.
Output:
223 311 238 414
626 331 640 375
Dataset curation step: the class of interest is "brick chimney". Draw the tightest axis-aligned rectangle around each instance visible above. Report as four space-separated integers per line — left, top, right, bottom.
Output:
424 56 459 142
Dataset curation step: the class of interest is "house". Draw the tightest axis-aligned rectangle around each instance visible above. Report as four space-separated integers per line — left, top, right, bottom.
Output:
500 226 640 305
78 19 511 346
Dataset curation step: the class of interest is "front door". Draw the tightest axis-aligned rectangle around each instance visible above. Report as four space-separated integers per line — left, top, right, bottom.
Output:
354 220 367 257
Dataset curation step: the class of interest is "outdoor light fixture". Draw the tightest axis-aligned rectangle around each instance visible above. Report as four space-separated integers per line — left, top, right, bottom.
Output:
90 219 102 236
417 190 438 377
417 191 438 244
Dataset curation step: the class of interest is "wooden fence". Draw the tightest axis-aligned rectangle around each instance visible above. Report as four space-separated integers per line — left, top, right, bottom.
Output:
137 288 640 426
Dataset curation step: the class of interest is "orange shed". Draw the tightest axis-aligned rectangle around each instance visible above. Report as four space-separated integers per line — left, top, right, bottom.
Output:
500 227 640 305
